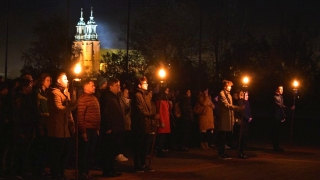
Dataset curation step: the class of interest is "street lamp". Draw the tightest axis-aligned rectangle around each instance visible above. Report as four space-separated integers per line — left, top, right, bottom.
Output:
289 80 299 151
73 62 81 180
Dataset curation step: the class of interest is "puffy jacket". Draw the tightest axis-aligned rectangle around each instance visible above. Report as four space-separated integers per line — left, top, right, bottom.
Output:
77 93 101 134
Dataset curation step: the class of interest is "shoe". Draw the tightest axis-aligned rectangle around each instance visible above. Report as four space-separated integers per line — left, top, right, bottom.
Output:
273 147 285 152
200 143 208 150
224 144 231 149
218 154 232 160
238 153 247 159
102 171 122 177
115 154 129 161
80 173 89 180
134 167 145 173
179 147 189 152
144 166 155 172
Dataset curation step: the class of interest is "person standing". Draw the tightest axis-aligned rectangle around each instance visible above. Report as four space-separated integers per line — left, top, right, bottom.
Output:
235 91 252 158
34 73 51 177
47 72 77 179
272 86 294 152
131 77 157 172
77 79 101 179
156 88 171 158
217 80 243 159
194 88 215 150
176 89 194 151
116 87 131 161
99 77 124 177
12 76 39 178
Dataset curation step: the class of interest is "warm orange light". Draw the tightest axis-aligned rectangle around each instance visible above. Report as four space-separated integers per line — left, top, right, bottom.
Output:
74 63 82 75
159 69 166 78
293 80 299 88
243 77 249 84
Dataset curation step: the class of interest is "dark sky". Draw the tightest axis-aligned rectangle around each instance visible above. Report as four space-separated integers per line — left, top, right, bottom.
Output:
0 0 319 78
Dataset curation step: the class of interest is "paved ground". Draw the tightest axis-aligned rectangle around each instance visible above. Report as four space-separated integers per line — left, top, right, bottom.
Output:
64 142 320 180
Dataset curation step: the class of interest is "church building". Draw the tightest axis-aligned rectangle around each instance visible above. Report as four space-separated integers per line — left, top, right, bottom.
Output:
73 7 100 76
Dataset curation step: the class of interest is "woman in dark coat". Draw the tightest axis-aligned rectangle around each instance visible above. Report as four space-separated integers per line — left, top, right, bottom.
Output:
235 91 252 159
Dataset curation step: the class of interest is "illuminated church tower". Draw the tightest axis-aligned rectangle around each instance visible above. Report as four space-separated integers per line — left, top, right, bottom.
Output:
73 7 100 76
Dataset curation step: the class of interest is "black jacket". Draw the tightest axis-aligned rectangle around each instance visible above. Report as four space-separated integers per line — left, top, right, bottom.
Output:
100 89 125 133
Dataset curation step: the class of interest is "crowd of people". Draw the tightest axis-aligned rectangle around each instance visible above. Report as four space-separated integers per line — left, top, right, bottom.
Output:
0 74 294 179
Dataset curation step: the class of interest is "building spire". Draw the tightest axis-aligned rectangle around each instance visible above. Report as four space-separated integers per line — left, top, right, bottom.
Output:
80 8 84 21
85 7 98 40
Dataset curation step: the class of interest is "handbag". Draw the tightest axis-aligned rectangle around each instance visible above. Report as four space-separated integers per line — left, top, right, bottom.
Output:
193 102 206 115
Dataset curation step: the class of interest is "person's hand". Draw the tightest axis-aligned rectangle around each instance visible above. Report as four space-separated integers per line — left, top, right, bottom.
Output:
106 130 112 134
96 130 100 136
81 133 88 141
291 106 295 110
155 114 160 120
281 119 286 123
248 118 252 123
160 122 165 128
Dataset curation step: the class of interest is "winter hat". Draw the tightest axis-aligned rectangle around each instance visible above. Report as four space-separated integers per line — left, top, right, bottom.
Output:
97 77 107 87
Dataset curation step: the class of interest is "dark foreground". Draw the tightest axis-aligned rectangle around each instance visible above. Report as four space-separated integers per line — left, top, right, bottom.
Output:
62 142 319 180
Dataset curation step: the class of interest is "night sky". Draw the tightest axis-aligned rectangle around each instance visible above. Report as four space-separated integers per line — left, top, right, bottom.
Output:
0 0 319 78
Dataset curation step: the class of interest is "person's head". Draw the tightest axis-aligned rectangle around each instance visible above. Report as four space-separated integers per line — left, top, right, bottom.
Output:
276 86 283 94
181 88 191 97
20 73 33 87
55 72 68 88
233 92 239 100
19 78 33 94
244 91 249 100
222 80 233 92
121 87 129 99
200 86 209 96
39 73 51 89
82 78 95 94
159 87 169 100
137 77 148 91
108 77 120 94
97 77 107 90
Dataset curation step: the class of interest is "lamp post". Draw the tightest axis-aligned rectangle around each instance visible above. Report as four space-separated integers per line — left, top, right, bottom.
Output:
73 63 81 180
238 76 249 158
289 80 298 151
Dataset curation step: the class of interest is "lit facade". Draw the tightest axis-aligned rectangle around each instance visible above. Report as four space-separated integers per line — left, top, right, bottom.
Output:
73 7 100 76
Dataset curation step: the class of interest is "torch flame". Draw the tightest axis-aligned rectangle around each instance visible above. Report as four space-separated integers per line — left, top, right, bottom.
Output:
243 77 249 84
74 63 82 75
293 80 299 88
159 69 166 78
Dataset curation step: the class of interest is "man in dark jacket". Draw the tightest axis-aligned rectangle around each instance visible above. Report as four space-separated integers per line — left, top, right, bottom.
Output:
131 77 157 172
100 77 124 177
77 78 100 179
272 86 294 152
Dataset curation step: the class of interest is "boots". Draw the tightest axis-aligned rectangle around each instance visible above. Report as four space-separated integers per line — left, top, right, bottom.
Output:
200 143 208 150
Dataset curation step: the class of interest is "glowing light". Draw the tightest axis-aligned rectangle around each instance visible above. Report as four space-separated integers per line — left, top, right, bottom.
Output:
243 77 249 84
293 80 299 88
74 63 82 75
159 69 166 78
